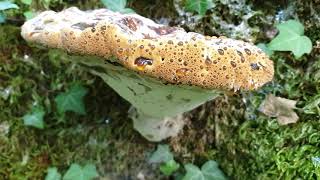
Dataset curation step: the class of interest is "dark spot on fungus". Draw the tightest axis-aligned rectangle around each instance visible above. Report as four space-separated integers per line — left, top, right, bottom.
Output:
240 56 245 63
205 56 212 65
71 22 96 30
101 25 106 31
176 68 189 77
134 57 153 71
149 26 177 35
258 62 266 68
117 48 123 54
218 49 224 55
223 66 227 70
244 48 252 55
250 63 260 70
230 61 237 67
121 17 142 31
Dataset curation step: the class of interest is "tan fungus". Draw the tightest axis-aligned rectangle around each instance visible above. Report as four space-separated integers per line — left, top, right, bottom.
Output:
21 7 274 91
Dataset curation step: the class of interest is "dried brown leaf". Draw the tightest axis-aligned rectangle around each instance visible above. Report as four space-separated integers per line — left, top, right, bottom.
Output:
259 94 299 125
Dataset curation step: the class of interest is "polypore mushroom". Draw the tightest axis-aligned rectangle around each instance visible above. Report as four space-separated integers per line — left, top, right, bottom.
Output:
21 7 274 141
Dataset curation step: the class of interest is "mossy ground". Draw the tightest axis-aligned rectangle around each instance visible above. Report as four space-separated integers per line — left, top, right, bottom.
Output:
0 0 319 179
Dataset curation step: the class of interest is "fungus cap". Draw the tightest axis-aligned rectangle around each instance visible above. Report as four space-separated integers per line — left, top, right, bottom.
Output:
21 7 274 91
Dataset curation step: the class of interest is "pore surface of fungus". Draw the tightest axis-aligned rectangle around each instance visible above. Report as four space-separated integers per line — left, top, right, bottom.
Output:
21 7 274 141
21 7 274 91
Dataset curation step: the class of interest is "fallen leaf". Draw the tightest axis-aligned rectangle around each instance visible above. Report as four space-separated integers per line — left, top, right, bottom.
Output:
259 94 299 125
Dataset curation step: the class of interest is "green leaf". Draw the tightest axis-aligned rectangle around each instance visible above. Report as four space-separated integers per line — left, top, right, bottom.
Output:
201 161 227 180
149 144 174 163
63 163 98 180
185 0 214 16
101 0 126 12
183 161 227 180
45 167 62 180
0 12 5 23
256 43 274 56
267 20 312 58
160 159 180 176
22 106 45 129
120 8 135 14
0 1 19 11
54 84 88 115
21 0 32 5
183 164 204 180
23 11 34 20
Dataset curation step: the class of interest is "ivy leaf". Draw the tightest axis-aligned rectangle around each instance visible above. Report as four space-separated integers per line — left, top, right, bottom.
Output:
185 0 214 16
0 1 19 11
21 0 33 5
183 161 227 180
267 20 312 59
23 11 35 20
257 43 273 56
183 164 204 180
45 167 62 180
101 0 134 13
149 144 174 163
55 84 88 115
121 8 135 14
63 163 98 180
201 161 227 180
22 106 45 129
159 159 180 176
0 13 5 23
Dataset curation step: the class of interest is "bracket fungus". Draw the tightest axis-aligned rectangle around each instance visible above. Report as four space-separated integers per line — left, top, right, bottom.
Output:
21 7 274 141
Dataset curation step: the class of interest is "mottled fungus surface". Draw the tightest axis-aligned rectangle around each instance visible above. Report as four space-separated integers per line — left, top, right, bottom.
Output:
21 7 274 91
21 7 274 141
